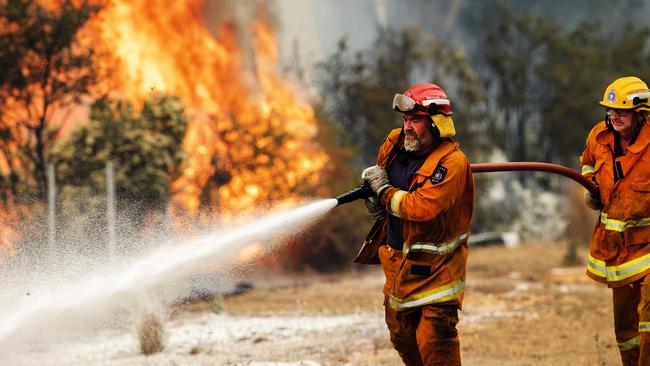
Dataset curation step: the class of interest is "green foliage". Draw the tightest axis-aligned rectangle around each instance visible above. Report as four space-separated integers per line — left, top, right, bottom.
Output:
0 0 100 202
482 7 560 164
479 8 650 168
51 95 188 240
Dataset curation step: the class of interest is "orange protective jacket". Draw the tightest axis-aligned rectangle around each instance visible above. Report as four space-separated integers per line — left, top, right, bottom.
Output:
358 128 475 311
580 121 650 287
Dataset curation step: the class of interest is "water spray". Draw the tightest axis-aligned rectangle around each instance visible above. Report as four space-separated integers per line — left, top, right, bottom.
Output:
333 162 598 206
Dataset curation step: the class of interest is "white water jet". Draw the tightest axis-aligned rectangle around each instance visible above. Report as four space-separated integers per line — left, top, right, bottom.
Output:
0 199 338 352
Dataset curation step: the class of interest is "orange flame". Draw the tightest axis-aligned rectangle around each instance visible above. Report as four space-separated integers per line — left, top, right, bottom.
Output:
0 0 328 250
88 0 327 223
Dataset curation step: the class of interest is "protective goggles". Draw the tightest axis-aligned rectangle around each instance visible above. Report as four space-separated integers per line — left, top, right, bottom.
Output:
606 108 633 116
392 93 448 115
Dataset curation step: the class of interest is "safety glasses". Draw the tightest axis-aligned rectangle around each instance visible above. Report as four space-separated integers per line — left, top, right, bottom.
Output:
607 108 633 117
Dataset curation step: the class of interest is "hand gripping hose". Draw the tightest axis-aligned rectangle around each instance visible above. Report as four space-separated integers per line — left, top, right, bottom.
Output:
334 162 597 207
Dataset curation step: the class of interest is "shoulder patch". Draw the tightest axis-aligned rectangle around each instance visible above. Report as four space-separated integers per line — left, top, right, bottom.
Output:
430 165 447 185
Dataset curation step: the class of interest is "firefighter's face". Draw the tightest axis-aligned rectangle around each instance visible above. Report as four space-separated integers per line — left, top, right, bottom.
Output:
608 108 636 135
403 114 434 153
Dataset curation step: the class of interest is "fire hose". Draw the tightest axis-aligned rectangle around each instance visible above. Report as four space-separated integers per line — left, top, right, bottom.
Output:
335 162 598 206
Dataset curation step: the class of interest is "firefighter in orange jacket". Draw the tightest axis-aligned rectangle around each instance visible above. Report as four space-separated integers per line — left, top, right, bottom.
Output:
581 76 650 366
361 83 474 365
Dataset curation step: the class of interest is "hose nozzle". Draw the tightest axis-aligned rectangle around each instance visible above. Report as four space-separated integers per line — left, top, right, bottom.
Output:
335 183 374 206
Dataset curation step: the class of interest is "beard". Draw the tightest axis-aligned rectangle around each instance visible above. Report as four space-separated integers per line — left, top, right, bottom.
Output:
404 134 421 152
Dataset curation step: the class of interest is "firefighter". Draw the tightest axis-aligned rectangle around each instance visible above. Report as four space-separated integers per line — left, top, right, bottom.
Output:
581 76 650 365
360 83 474 365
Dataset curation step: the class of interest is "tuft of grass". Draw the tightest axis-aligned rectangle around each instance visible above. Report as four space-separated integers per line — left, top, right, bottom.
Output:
138 313 164 355
210 293 225 314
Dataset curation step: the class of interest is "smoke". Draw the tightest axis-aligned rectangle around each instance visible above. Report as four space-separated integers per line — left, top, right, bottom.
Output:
204 0 279 80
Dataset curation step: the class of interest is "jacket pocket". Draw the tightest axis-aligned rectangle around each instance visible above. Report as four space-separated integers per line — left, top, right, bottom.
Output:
632 181 650 192
624 226 650 246
622 180 650 246
626 180 650 222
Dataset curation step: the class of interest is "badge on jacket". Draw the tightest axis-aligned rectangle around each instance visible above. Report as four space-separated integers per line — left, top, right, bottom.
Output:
430 165 447 184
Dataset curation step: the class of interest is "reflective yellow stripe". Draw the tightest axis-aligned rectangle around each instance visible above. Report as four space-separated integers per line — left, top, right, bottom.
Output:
404 232 469 256
589 253 650 282
640 322 650 333
618 336 640 351
581 165 594 176
390 190 407 218
388 279 465 311
587 255 607 279
600 212 650 232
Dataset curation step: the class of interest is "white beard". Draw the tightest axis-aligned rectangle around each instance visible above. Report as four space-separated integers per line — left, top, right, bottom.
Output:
404 135 421 152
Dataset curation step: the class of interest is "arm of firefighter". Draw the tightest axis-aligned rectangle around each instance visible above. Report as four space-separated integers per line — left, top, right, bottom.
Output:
580 127 602 210
579 128 598 180
379 156 468 222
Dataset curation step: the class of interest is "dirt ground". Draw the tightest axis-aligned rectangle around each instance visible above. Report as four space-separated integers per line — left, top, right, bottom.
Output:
5 240 622 366
201 240 619 365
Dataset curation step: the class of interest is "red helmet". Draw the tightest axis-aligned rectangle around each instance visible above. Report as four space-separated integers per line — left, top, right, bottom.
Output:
392 83 453 116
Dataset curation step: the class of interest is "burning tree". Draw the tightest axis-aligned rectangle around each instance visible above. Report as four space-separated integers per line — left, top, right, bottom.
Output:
0 0 101 202
68 0 328 224
51 94 188 246
0 0 328 256
0 0 101 256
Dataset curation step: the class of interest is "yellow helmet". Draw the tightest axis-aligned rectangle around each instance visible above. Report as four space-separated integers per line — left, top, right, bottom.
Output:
599 76 650 110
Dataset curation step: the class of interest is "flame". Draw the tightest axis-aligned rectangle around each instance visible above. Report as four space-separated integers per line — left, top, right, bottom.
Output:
0 0 328 250
85 0 327 223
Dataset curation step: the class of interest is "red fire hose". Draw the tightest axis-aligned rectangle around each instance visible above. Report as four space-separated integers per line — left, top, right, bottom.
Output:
470 162 598 196
335 162 597 206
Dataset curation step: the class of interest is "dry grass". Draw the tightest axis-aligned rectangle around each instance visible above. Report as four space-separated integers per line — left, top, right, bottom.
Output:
138 313 164 355
462 241 616 365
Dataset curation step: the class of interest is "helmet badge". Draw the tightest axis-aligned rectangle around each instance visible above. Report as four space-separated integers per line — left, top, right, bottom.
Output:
607 89 616 103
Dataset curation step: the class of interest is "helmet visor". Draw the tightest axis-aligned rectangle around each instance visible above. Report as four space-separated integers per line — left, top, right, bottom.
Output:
392 94 416 113
392 93 451 115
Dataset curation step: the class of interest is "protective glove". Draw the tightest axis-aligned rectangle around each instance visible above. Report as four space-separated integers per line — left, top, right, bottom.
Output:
584 187 603 211
361 165 391 197
363 196 385 221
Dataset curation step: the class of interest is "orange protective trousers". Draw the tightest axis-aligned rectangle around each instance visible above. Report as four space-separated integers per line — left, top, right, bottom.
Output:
380 245 461 365
613 275 650 366
384 301 461 366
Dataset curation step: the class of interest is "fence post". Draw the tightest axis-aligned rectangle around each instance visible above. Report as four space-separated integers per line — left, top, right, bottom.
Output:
47 163 56 260
106 161 116 258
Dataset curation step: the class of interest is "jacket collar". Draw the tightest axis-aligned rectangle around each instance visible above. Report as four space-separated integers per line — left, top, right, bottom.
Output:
595 121 612 146
595 120 650 154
